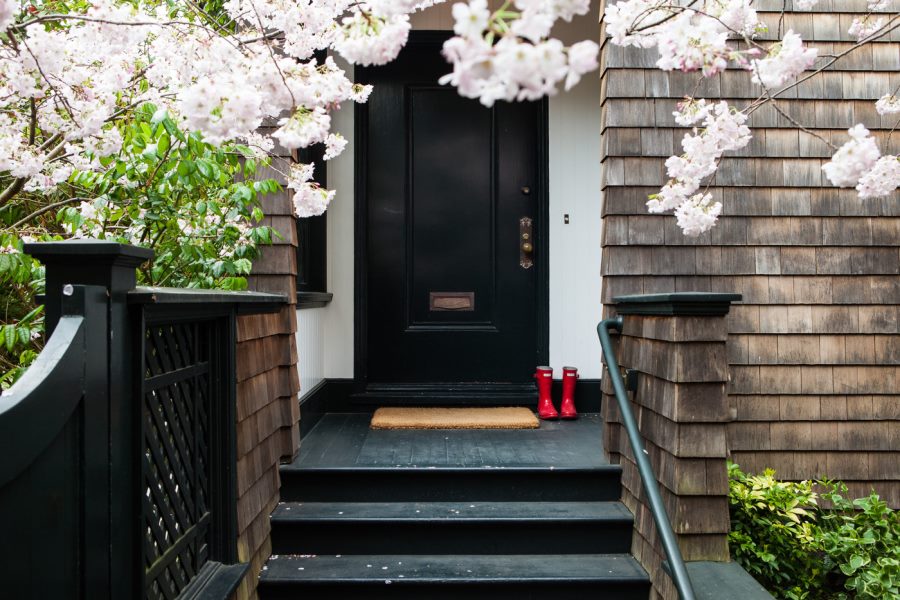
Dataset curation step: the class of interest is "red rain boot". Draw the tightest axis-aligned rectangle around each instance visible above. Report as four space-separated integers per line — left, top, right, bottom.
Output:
534 366 558 420
560 366 579 420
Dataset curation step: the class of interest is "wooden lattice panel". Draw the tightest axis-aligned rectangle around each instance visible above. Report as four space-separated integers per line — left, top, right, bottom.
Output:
142 321 213 600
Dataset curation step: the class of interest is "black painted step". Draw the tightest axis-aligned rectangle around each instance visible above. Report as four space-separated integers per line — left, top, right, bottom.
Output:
279 465 623 502
270 501 634 555
258 554 650 600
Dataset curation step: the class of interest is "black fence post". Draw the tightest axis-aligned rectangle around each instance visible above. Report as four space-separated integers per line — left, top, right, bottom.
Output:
25 240 153 336
25 240 153 599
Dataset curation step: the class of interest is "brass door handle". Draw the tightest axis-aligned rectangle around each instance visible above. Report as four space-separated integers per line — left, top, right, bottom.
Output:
519 217 533 269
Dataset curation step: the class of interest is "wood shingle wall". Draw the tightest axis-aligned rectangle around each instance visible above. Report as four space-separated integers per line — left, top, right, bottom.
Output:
234 130 301 600
600 0 900 507
602 300 737 600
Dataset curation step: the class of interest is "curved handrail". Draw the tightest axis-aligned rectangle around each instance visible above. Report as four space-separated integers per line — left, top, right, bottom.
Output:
0 313 86 486
598 316 696 600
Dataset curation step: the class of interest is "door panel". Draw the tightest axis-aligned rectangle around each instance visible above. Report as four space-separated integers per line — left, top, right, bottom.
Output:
360 34 546 387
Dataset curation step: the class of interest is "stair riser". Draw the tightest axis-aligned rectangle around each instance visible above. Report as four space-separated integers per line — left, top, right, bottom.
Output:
281 470 622 502
259 581 650 600
271 520 633 555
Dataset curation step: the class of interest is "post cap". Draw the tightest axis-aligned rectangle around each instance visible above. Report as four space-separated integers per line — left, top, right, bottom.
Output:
613 292 742 317
24 239 153 267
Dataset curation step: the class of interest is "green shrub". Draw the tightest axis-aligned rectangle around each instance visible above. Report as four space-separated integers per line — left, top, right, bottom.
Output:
0 104 277 388
728 462 900 600
818 483 900 599
728 462 825 599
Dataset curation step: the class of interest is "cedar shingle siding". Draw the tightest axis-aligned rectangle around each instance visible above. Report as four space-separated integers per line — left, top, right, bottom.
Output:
600 0 900 506
234 130 301 600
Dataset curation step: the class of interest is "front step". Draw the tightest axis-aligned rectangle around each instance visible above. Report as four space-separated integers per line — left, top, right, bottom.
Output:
279 465 623 502
271 501 634 555
259 554 650 600
257 415 650 600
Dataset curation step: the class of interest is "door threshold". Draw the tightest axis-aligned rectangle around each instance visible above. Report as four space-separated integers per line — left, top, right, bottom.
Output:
351 382 538 407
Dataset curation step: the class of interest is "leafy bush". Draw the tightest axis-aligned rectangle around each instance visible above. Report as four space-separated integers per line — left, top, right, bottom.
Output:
728 463 825 598
0 104 278 388
819 484 900 599
728 462 900 600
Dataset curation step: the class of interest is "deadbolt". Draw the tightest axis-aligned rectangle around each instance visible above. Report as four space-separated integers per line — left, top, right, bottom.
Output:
521 186 531 195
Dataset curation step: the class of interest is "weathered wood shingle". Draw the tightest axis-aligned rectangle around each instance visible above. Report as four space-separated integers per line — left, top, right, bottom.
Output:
233 126 301 600
600 1 900 513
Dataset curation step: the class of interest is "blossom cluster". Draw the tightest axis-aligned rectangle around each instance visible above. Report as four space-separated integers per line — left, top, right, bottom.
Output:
0 0 384 217
647 101 751 235
604 0 899 234
1 0 898 232
438 0 599 106
0 0 605 219
822 125 900 200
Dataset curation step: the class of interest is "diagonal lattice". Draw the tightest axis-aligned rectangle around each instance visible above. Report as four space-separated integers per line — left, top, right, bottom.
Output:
142 321 213 600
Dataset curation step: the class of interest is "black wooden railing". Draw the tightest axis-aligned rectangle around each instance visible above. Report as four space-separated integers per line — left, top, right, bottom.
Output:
597 316 696 600
0 241 284 600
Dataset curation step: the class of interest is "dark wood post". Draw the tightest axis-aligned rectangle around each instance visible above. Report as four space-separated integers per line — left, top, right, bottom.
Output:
602 292 740 600
25 240 152 599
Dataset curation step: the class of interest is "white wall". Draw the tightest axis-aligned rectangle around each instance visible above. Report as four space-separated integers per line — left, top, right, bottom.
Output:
296 307 326 394
296 6 604 390
548 3 604 378
322 79 356 379
296 58 357 398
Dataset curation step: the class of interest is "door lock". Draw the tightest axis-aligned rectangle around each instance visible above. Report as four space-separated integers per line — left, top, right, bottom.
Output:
519 217 533 269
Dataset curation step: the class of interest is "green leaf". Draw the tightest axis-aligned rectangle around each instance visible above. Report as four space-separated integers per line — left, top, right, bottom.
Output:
3 325 16 352
196 160 213 178
177 160 195 176
157 133 170 155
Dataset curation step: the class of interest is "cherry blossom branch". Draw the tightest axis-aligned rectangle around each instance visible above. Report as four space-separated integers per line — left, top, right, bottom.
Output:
6 197 90 230
743 14 900 116
11 14 232 40
0 133 63 205
247 0 297 106
18 37 77 123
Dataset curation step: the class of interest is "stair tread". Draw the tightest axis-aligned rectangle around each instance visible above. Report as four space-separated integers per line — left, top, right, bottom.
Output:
260 554 649 584
290 413 611 470
281 464 622 473
272 501 633 522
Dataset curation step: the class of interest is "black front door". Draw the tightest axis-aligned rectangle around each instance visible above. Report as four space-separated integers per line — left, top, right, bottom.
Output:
357 33 547 398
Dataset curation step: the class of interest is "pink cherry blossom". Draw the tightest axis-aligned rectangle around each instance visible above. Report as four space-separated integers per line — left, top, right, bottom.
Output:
0 0 16 32
655 13 730 76
288 163 336 217
452 0 490 39
875 95 900 115
856 156 900 199
751 30 818 89
822 125 881 188
848 16 884 41
674 193 722 237
565 40 600 90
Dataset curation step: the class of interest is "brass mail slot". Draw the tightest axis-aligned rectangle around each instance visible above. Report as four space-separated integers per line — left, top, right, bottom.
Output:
429 291 475 311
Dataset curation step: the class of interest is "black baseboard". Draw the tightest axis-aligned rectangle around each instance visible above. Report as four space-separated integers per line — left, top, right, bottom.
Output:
300 379 602 427
298 380 328 437
553 379 602 412
299 378 356 436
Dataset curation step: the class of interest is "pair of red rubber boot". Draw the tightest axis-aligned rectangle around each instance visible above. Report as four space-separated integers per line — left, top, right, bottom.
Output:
534 366 578 420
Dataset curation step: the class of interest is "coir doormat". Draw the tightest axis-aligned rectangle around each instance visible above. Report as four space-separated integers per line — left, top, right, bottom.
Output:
370 407 539 430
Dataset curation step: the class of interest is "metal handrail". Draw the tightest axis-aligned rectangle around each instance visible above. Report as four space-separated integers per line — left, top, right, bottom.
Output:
597 316 696 600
